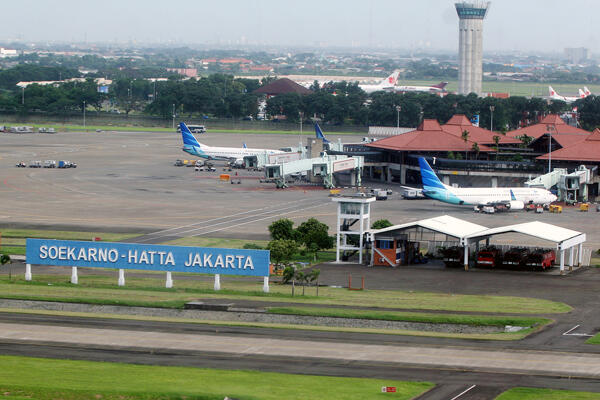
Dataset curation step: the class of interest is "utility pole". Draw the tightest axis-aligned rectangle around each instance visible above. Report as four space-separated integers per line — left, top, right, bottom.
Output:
396 105 401 128
83 100 86 129
489 105 495 131
172 103 175 130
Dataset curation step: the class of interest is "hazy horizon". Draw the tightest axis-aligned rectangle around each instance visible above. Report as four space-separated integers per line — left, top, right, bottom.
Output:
2 1 598 54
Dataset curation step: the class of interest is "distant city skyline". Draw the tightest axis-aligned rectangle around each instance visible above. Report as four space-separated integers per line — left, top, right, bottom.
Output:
1 0 598 54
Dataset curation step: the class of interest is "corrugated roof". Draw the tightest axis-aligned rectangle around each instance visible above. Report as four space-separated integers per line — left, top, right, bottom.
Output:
367 119 494 152
464 221 584 245
537 128 600 162
253 78 312 95
370 215 489 239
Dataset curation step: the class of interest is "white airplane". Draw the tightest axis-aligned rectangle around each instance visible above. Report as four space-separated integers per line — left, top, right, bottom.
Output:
548 86 588 103
584 86 592 96
419 157 557 211
359 71 400 94
180 122 285 165
393 81 448 93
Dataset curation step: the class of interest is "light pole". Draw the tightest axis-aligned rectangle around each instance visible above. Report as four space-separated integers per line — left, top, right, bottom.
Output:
21 87 24 105
299 111 304 148
396 105 401 128
83 100 86 129
172 103 175 130
489 105 495 132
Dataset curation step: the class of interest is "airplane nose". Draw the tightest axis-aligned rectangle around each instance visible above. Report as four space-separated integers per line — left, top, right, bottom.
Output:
551 194 557 202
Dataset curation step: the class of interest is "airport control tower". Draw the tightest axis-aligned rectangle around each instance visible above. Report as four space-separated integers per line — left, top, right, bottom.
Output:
455 2 490 95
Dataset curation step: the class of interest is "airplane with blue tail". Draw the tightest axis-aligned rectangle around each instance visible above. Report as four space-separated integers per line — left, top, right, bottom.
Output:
418 157 557 211
180 122 285 166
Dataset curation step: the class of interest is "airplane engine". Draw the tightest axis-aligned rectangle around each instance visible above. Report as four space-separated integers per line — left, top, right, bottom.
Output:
508 201 524 210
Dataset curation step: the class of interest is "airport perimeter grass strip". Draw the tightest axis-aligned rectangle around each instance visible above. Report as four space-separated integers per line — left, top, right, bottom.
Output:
0 276 572 314
0 355 433 400
495 387 600 400
0 308 541 340
0 228 139 241
27 123 362 135
267 306 552 328
585 333 600 344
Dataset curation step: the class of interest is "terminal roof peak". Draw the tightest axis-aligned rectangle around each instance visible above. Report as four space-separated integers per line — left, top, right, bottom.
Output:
541 114 566 125
445 114 472 126
418 119 443 131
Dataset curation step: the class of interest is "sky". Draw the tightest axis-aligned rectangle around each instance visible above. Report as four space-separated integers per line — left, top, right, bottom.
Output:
2 0 598 53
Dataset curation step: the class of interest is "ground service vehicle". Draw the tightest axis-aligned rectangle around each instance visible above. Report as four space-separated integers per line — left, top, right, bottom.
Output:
439 246 464 268
177 124 206 134
503 247 529 269
476 247 503 268
43 160 56 168
525 249 556 270
15 162 26 168
29 160 41 168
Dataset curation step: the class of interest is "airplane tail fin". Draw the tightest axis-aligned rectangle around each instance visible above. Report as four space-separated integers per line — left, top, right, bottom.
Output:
315 123 330 144
584 86 591 96
180 122 202 147
549 86 556 96
579 89 586 98
433 82 448 89
380 70 400 86
510 189 517 201
418 157 445 189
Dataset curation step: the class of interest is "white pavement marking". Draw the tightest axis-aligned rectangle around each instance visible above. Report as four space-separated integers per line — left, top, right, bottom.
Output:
136 197 319 242
1 322 600 378
449 385 477 400
562 325 594 337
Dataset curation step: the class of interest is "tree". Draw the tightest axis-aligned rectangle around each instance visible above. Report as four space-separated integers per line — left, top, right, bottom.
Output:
493 135 501 160
1 254 12 281
268 218 296 241
471 142 480 160
267 239 298 268
297 218 334 262
371 219 393 229
461 129 470 160
307 269 321 296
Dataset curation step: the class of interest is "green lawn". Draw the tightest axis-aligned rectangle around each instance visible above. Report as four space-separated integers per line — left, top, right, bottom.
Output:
0 274 571 314
496 387 600 400
267 306 551 327
586 333 600 344
0 355 433 400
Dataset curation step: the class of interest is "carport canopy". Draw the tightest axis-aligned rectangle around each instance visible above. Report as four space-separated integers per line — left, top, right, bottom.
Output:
462 221 586 272
368 215 488 241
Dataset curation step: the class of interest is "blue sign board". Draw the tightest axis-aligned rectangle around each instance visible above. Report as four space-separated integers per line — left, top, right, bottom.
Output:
26 239 270 277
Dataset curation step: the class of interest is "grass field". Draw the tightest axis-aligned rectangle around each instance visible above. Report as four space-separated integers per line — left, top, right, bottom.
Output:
267 306 551 328
586 333 600 344
495 387 600 400
0 274 571 314
0 229 141 256
0 355 433 400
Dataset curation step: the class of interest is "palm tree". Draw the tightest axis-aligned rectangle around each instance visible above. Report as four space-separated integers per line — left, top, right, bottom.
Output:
493 135 501 160
471 142 480 160
461 130 469 160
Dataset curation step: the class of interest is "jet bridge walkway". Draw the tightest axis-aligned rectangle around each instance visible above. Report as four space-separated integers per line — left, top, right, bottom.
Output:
525 168 567 189
264 155 363 189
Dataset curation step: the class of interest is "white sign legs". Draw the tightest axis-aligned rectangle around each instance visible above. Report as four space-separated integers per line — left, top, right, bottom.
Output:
71 267 78 284
118 269 125 286
263 276 269 293
25 264 32 281
166 271 173 288
214 274 221 291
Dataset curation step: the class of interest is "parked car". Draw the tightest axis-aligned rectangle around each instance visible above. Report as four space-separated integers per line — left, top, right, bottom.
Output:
29 160 42 168
15 161 26 168
43 160 56 168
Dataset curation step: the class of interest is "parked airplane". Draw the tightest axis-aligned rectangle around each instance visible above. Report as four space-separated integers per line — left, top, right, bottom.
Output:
418 157 557 210
359 71 400 94
393 82 448 93
584 86 592 96
180 122 285 165
548 86 588 103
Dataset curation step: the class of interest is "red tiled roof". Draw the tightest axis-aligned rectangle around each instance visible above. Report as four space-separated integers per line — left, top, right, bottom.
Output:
367 119 493 152
443 114 521 145
253 78 312 95
506 114 590 140
537 128 600 162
